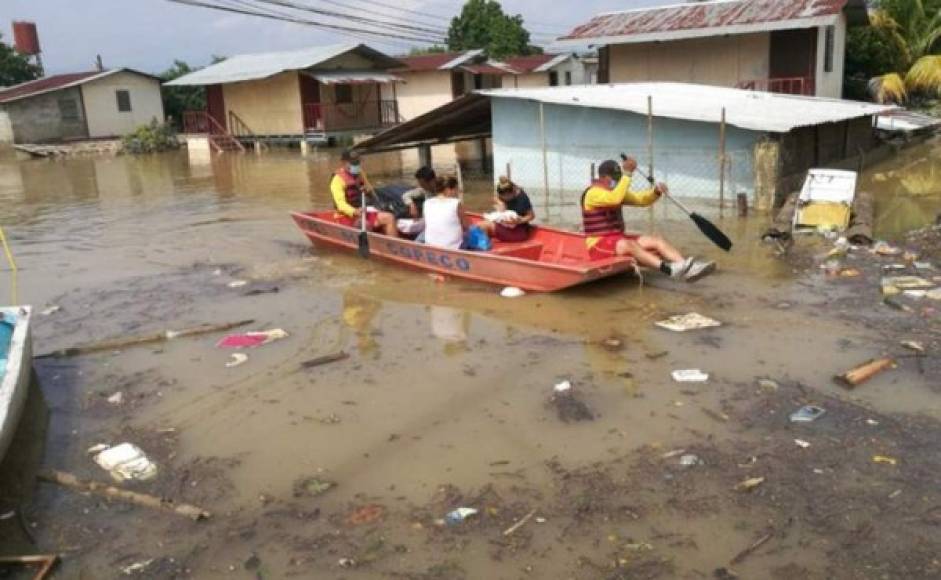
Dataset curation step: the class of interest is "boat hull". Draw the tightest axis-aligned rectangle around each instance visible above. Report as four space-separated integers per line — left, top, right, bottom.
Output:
0 306 32 463
290 212 636 292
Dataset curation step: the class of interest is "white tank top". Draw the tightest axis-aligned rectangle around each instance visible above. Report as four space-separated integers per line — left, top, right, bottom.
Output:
423 196 463 250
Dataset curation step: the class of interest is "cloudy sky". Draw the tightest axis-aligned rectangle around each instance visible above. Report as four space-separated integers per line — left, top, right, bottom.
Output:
1 0 667 75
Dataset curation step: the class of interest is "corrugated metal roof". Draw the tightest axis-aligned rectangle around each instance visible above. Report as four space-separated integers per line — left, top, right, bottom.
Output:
554 0 867 49
165 43 401 86
311 71 402 85
480 83 894 133
0 69 159 104
504 54 562 74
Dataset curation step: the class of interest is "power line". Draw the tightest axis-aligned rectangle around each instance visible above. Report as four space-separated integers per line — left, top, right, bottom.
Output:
248 0 449 37
166 0 443 44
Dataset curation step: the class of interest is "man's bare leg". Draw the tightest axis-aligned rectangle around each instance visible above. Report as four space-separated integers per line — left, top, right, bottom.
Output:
636 235 684 263
377 212 398 237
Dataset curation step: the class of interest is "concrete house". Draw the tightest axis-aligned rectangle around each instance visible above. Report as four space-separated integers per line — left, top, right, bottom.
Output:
0 69 164 144
553 0 869 99
356 84 892 212
166 43 403 150
384 51 587 122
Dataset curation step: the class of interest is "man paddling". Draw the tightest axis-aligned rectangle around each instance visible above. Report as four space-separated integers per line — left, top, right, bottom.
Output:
583 156 715 282
330 150 398 237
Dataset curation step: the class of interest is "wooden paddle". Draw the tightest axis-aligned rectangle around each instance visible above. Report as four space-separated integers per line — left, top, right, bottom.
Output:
357 188 370 258
620 154 733 252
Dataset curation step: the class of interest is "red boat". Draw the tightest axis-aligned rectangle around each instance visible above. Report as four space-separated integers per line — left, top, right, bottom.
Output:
290 211 637 292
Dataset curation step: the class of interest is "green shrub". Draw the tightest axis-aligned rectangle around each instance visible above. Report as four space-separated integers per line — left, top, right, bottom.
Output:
122 120 179 154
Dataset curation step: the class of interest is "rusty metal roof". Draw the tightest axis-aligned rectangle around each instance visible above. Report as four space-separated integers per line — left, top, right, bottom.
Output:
554 0 868 48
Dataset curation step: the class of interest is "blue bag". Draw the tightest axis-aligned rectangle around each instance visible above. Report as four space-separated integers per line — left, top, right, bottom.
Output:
463 225 492 251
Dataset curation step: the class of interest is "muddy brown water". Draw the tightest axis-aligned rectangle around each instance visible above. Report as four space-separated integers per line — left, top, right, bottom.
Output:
0 144 938 579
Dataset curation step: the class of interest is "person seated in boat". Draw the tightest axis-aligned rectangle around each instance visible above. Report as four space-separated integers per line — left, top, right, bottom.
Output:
423 176 470 250
330 150 398 237
402 166 437 219
584 157 715 282
479 176 535 243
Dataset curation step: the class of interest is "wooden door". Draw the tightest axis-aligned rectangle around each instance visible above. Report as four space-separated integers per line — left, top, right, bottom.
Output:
206 84 226 134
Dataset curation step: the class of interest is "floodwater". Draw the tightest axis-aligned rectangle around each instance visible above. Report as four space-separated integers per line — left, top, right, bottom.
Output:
0 143 939 579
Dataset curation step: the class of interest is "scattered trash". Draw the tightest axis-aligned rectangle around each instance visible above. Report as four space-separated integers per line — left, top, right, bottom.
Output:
40 305 61 316
904 290 928 298
293 477 335 498
655 312 722 332
914 261 935 271
227 280 248 288
549 382 594 423
790 406 826 423
87 443 109 454
701 408 730 423
834 358 895 389
757 378 780 391
338 558 356 569
445 507 478 525
838 267 861 278
927 288 941 301
671 369 709 383
794 439 811 448
106 392 124 405
735 477 765 492
216 328 288 349
679 454 703 467
872 241 903 256
39 470 209 520
535 516 547 524
93 443 157 482
889 489 902 499
866 419 880 426
901 341 925 353
881 276 934 296
601 337 623 351
502 509 536 536
661 449 687 459
730 530 775 565
300 351 349 369
122 559 154 575
243 286 279 296
873 455 898 466
500 286 525 298
225 353 248 368
346 504 385 526
646 350 669 360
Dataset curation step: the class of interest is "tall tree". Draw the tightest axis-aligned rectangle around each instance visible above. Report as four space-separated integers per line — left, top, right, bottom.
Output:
861 0 941 103
0 33 40 87
160 60 206 129
446 0 538 59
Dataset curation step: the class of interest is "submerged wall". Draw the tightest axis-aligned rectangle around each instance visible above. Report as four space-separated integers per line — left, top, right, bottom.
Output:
2 87 87 143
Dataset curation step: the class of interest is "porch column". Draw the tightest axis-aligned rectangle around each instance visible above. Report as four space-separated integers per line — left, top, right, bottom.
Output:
418 144 432 168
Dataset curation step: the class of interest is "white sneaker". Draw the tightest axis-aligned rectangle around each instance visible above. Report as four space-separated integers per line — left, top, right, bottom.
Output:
668 257 695 278
685 260 717 283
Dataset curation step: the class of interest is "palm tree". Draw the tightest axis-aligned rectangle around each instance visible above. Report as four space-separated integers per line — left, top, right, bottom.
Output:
868 0 941 104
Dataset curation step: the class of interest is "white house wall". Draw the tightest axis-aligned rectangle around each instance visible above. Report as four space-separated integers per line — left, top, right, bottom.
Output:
490 98 761 220
609 33 770 88
81 71 164 138
815 13 847 98
383 71 454 122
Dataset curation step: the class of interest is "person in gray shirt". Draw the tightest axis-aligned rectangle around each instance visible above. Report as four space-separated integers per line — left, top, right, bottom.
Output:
402 166 437 218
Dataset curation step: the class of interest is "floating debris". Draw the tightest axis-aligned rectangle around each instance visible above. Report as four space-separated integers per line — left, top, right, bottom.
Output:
40 305 61 316
225 353 248 368
106 392 124 405
445 507 478 525
872 455 898 466
216 329 288 349
655 312 722 332
679 454 703 467
122 559 154 575
346 504 385 526
227 280 248 288
553 380 572 394
872 241 903 256
93 443 157 482
790 406 826 423
735 477 766 492
671 369 709 383
293 477 335 498
901 341 925 353
794 439 811 449
500 286 526 298
835 358 895 389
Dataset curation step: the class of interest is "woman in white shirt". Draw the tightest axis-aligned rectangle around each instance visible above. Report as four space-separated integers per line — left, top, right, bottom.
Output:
423 176 469 250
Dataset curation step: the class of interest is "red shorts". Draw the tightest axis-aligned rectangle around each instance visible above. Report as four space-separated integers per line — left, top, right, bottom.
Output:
588 233 639 260
493 223 531 243
336 211 379 230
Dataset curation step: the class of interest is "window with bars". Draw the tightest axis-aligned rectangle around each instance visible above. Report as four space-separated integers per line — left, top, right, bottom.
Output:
116 89 132 112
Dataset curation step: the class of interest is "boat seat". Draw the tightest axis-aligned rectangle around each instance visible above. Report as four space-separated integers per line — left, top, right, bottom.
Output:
490 241 544 260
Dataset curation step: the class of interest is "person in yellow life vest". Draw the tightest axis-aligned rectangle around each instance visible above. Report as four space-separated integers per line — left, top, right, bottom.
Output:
330 150 398 237
583 156 716 282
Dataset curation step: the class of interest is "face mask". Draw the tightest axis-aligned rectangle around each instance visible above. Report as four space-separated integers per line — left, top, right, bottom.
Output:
348 164 361 176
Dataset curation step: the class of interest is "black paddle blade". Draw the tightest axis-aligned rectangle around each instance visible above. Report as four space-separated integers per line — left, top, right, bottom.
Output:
357 231 370 258
691 213 733 252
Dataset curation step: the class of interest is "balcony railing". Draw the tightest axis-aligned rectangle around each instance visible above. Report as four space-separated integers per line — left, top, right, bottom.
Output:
737 76 815 96
303 100 401 132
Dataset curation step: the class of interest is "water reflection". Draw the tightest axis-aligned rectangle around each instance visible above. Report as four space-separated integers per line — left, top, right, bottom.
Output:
341 291 381 356
861 136 941 238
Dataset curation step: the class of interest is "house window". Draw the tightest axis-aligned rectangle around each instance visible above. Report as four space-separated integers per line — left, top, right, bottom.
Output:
335 84 353 104
116 90 132 112
565 71 572 86
58 98 80 121
549 71 559 86
824 25 835 73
